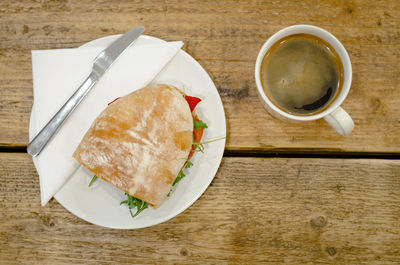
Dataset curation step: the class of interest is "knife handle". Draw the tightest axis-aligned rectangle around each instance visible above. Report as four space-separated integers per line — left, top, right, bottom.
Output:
27 74 97 157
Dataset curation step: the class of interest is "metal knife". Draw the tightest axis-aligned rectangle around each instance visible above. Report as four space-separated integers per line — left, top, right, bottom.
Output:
27 26 145 157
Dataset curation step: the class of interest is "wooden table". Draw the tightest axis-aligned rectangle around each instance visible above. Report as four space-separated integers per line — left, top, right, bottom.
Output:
1 1 399 264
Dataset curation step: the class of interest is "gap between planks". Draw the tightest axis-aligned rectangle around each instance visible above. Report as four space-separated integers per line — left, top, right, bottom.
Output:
0 144 399 160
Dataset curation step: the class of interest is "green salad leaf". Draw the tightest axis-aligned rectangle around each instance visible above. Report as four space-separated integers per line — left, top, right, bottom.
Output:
185 160 193 169
194 119 208 129
120 194 149 218
173 170 186 186
192 137 225 153
88 175 98 187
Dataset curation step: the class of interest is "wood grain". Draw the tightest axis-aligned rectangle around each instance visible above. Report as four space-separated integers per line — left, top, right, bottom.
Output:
1 153 399 264
0 0 399 152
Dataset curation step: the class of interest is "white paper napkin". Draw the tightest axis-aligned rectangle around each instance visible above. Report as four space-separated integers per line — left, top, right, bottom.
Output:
30 40 183 206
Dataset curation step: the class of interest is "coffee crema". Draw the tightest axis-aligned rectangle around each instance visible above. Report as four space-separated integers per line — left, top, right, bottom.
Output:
260 34 343 115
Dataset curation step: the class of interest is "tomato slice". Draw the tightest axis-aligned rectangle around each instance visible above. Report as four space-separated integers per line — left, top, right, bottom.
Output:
184 95 204 161
185 95 201 112
187 116 204 161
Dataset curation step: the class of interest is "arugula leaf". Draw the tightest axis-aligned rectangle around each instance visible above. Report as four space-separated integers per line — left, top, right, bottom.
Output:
185 160 193 169
121 193 149 218
88 175 98 187
132 205 147 217
192 142 205 152
194 119 208 129
90 176 148 218
192 136 226 153
173 170 186 186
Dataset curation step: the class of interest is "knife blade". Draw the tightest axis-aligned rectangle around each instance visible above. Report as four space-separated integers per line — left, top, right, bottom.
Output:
27 26 145 157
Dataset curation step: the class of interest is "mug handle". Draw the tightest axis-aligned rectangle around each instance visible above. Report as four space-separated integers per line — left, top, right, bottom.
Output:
323 107 354 136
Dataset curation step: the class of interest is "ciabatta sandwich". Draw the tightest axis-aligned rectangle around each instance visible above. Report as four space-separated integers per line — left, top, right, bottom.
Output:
73 84 206 211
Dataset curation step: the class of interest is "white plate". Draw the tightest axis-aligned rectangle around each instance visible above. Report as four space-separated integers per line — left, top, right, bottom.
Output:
29 35 226 229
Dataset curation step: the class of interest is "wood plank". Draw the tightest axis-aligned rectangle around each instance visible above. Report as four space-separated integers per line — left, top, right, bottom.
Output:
0 0 399 152
1 153 399 264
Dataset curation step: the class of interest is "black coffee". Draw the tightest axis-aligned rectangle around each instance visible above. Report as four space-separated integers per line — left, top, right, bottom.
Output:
260 34 343 115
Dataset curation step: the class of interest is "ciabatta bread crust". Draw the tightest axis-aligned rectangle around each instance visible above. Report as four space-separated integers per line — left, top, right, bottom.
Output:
73 84 193 205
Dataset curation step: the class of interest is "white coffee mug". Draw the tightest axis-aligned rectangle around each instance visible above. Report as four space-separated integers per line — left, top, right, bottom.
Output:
255 25 354 136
